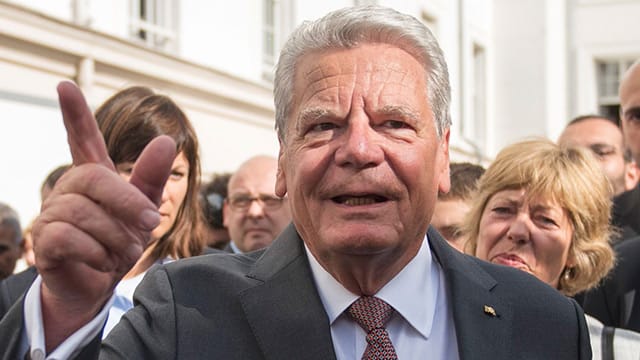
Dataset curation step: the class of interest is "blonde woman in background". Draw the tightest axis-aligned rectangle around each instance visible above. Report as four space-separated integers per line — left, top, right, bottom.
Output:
463 138 640 359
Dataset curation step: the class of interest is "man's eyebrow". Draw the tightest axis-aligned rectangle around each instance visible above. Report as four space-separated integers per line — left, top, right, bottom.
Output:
298 108 332 123
589 143 615 151
378 105 420 121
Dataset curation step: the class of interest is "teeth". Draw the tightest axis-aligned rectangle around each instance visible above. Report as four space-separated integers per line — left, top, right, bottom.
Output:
343 197 378 206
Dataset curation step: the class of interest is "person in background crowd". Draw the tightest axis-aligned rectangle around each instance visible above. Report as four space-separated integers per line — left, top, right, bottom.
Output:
14 164 72 274
463 138 640 359
0 6 591 359
431 162 485 251
2 164 71 320
39 164 72 203
200 172 232 249
558 115 638 197
583 59 640 333
0 203 21 281
222 155 291 254
558 114 640 242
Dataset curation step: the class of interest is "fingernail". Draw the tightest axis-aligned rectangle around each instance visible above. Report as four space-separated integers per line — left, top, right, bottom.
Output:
139 209 160 230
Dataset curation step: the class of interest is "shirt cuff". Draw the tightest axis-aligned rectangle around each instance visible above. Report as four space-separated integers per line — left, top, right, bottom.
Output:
24 275 115 360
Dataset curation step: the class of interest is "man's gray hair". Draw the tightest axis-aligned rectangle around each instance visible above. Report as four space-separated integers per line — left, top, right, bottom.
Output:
0 202 21 245
274 5 451 142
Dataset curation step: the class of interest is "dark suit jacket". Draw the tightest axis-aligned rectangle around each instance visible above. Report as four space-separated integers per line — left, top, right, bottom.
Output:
0 266 37 320
583 236 640 332
612 184 640 243
0 225 591 359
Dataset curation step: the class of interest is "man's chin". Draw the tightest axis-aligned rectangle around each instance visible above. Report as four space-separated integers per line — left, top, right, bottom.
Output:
244 235 273 251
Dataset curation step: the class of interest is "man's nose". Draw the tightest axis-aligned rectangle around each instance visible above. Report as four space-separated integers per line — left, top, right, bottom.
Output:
334 114 384 168
245 198 266 217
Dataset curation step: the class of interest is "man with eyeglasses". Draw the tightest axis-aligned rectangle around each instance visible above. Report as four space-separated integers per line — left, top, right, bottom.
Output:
223 155 291 253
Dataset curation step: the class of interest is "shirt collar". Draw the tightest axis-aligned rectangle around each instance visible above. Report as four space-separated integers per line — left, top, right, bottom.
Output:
305 235 438 339
229 241 243 254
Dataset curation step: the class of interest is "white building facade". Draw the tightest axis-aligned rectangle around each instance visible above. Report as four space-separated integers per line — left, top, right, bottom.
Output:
1 0 639 224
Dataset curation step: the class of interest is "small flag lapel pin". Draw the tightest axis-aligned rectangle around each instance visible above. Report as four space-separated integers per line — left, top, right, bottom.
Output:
483 305 497 317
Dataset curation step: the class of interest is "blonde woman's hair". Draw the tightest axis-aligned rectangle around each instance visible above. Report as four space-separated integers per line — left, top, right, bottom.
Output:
462 138 615 296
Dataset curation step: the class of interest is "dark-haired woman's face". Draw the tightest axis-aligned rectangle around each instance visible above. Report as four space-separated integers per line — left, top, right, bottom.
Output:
116 152 190 240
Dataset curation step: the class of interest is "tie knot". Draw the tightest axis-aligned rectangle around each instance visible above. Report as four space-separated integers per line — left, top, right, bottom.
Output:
348 296 394 332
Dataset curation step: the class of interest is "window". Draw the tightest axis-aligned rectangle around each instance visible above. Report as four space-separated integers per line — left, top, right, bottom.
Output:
261 0 294 82
130 0 177 51
262 0 276 81
596 59 636 124
470 43 487 150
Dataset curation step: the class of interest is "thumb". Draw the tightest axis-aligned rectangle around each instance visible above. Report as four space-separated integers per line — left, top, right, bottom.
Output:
129 135 177 206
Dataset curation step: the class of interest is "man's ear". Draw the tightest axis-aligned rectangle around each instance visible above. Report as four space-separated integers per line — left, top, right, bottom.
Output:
624 161 640 191
437 129 451 194
275 143 287 197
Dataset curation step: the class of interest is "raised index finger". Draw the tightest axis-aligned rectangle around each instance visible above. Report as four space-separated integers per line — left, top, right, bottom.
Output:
57 81 114 170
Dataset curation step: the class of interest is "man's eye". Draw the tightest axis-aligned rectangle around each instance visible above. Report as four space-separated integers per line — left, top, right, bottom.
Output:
384 120 409 129
625 109 640 123
592 149 614 158
589 144 615 157
311 123 337 132
231 197 251 207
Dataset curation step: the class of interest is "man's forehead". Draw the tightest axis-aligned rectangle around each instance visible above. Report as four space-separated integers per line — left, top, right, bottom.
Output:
620 62 640 103
296 45 420 84
562 119 622 144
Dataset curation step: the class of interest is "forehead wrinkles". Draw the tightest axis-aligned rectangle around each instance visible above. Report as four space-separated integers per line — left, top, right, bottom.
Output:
299 58 419 109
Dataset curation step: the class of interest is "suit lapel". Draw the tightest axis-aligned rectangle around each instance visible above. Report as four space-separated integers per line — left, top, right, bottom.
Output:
428 227 512 360
239 225 513 359
239 224 337 360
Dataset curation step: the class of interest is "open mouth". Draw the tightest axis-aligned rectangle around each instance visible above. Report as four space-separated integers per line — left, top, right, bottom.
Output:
332 195 388 206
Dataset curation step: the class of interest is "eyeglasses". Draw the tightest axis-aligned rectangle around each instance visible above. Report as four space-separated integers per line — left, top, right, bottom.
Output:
227 194 287 212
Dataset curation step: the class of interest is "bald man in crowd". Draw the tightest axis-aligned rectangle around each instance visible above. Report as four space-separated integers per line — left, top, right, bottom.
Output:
223 155 291 253
583 59 640 332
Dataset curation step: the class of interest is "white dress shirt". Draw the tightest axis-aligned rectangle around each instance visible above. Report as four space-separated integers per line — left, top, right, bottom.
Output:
305 235 460 360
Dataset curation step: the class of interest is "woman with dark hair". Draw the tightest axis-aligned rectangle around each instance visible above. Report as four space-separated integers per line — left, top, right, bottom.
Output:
93 86 205 334
0 86 206 334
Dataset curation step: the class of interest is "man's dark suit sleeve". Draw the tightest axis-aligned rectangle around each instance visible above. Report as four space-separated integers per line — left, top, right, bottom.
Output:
0 269 170 360
0 279 11 319
100 266 177 359
0 297 28 360
0 266 38 321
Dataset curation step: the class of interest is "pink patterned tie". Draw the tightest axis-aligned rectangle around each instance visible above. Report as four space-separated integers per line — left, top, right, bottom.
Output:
348 296 399 360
